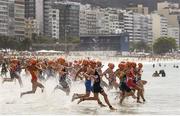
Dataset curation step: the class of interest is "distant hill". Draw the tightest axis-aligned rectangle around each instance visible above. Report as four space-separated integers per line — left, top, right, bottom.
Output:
70 0 180 12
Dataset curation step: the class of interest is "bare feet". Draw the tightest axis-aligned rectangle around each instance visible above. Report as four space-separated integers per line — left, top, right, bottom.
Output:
132 95 137 99
20 93 23 98
137 100 143 103
109 105 116 110
71 93 78 102
77 98 84 104
143 99 146 102
41 88 44 93
2 78 5 84
98 102 106 107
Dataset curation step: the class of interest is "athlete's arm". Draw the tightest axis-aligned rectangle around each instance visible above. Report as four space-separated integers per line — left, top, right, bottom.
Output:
74 68 82 80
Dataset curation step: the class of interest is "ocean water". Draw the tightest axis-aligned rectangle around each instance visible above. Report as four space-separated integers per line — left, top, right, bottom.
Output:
0 61 180 115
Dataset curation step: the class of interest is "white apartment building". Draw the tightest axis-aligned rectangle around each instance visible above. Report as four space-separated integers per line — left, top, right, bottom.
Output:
43 0 52 37
50 1 80 40
132 13 152 43
36 0 44 35
79 4 153 45
79 5 123 36
51 9 59 39
79 10 87 35
0 0 9 36
168 26 179 47
127 4 149 15
151 12 168 42
79 5 97 36
160 16 168 36
123 11 133 40
109 13 121 34
97 9 110 35
14 0 25 39
147 15 153 44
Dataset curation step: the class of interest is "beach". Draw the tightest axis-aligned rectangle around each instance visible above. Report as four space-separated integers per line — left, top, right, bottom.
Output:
0 59 180 115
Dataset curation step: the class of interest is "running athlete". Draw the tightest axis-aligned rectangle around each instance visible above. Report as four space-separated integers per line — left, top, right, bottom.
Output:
54 65 70 95
77 61 116 110
20 59 44 97
1 61 8 78
72 60 106 107
2 59 23 87
102 63 118 90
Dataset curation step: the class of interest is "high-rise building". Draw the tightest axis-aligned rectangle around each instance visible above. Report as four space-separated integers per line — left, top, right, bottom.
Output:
51 8 59 39
177 15 180 48
25 0 35 19
79 6 124 36
126 4 149 15
24 0 43 36
82 9 97 35
43 0 52 37
35 0 43 35
8 0 15 36
0 0 9 36
157 1 179 27
151 12 168 42
51 1 80 41
168 26 179 47
132 13 152 44
158 1 180 47
123 11 133 41
79 5 88 36
79 5 153 45
14 0 25 39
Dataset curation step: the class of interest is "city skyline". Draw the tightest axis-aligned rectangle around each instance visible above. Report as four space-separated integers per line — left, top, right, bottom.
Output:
0 0 180 51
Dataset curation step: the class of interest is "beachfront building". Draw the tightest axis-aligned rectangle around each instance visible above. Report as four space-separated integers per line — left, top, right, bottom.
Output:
79 5 153 45
157 1 179 27
0 0 9 36
157 1 180 47
79 5 97 36
151 12 168 42
123 11 133 41
79 5 124 36
51 1 80 41
126 4 149 15
24 0 43 36
168 26 179 47
43 0 52 37
35 0 43 35
14 0 25 39
25 0 35 19
132 13 152 44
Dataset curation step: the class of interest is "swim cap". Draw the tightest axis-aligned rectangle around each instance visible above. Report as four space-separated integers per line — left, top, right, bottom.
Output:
57 57 65 65
30 59 37 65
82 60 88 66
138 63 143 68
118 63 125 70
96 61 102 67
108 63 115 69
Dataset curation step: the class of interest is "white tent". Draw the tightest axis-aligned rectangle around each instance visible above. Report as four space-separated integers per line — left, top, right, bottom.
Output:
36 50 64 54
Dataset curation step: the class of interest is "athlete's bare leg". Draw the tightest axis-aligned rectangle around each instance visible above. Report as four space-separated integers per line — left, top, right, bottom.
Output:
77 93 106 107
20 81 37 98
100 91 116 110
